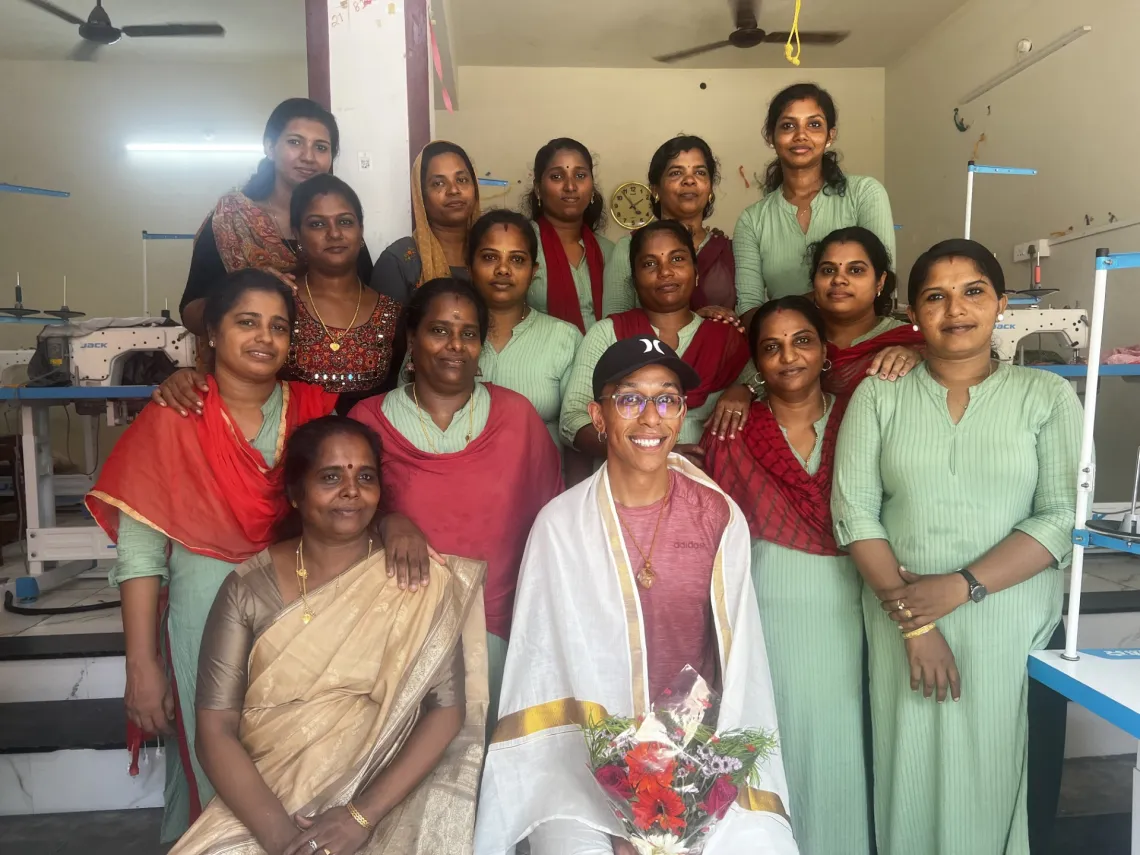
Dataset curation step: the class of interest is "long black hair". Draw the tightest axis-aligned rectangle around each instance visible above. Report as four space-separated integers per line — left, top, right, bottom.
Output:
524 138 606 231
907 239 1006 305
467 209 538 268
289 173 364 234
647 134 720 220
243 98 339 201
748 294 829 357
404 277 489 344
202 268 296 341
763 83 846 196
809 226 896 316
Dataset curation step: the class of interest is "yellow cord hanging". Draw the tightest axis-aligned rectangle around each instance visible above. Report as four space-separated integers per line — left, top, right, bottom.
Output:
784 0 802 67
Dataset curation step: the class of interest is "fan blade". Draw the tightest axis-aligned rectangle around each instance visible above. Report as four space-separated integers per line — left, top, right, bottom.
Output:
121 23 225 38
654 39 734 64
68 40 102 61
21 0 85 26
733 0 759 30
763 30 850 45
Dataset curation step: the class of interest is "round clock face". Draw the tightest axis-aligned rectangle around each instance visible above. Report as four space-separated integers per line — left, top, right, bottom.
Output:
609 182 656 231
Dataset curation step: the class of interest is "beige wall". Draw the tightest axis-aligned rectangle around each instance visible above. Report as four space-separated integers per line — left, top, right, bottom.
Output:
886 0 1140 499
0 59 306 349
436 65 886 239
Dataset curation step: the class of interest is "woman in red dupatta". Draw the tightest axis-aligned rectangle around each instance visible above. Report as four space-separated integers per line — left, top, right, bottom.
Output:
701 295 872 854
86 271 338 842
562 220 749 472
177 98 373 340
708 225 923 439
523 138 615 333
602 134 736 316
349 278 563 731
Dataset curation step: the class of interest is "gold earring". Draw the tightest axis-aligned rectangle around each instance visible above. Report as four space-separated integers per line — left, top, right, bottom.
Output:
652 192 660 203
709 192 715 204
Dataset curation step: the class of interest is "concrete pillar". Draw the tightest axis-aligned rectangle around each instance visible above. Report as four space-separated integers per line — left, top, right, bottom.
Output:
305 0 431 255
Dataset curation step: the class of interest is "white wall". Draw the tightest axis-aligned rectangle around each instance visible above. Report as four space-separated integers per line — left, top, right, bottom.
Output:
886 0 1140 499
436 65 886 240
0 59 306 349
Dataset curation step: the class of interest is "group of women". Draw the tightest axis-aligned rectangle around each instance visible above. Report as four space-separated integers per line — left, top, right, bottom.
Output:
84 79 1082 855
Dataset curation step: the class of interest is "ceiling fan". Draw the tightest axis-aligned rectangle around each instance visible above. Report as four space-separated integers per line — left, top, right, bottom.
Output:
654 0 848 64
21 0 225 61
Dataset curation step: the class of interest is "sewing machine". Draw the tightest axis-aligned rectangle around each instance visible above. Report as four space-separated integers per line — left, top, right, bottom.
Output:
991 301 1089 364
34 319 196 425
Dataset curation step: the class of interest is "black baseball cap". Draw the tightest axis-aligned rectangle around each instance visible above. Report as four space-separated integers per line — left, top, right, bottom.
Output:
591 336 701 400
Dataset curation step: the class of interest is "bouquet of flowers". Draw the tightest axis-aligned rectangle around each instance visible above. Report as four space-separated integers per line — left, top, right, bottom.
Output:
582 667 778 855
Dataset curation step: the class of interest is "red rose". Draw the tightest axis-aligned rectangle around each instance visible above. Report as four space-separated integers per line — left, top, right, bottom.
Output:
700 776 739 820
595 766 635 802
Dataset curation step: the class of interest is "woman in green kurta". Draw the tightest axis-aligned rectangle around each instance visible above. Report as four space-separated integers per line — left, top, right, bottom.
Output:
703 295 870 855
560 221 750 474
832 239 1082 855
603 134 737 316
523 138 615 332
87 271 339 841
349 278 563 733
467 209 582 447
733 83 896 324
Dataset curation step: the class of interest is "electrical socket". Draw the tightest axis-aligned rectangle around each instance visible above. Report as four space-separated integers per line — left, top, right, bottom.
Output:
1013 239 1051 263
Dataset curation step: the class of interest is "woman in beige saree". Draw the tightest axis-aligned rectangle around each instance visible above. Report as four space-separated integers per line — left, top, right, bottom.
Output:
172 416 488 855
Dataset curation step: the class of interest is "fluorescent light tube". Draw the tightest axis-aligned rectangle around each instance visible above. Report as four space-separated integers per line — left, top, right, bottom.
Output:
125 143 263 153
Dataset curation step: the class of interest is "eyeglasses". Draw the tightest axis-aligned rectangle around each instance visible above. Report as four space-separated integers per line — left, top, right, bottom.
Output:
604 392 687 420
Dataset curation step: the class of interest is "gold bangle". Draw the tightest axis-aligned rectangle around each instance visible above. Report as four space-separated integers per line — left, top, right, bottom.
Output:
346 801 372 830
903 623 936 640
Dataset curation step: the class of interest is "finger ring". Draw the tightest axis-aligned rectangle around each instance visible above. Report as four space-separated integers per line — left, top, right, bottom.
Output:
324 850 333 855
730 410 743 416
896 599 906 611
308 841 319 852
903 608 913 619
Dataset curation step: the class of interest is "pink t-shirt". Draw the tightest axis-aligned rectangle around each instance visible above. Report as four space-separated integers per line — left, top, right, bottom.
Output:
615 471 729 701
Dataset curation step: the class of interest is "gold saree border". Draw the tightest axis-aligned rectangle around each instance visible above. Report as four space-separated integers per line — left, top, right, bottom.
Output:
491 697 609 744
597 474 648 718
736 787 789 820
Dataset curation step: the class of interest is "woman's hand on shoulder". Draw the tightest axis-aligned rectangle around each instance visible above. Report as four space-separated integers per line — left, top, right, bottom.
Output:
151 368 209 417
282 808 369 855
695 305 746 335
904 627 961 703
868 346 922 381
377 513 444 592
707 384 753 440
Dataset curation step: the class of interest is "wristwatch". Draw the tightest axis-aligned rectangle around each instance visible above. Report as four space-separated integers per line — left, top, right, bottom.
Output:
958 568 987 603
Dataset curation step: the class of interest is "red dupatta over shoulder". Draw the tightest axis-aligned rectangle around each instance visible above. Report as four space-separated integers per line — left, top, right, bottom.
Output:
693 230 736 311
611 309 751 409
349 384 563 639
86 378 337 562
824 324 925 398
538 216 606 333
703 396 849 556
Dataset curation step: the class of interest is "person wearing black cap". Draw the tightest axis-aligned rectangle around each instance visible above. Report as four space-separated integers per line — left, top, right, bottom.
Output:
476 337 799 855
832 239 1082 854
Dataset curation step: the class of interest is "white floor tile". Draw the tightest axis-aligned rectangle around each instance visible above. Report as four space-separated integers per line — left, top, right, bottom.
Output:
0 755 34 815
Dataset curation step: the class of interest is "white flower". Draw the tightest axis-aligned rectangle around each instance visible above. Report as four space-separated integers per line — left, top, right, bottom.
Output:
631 833 690 855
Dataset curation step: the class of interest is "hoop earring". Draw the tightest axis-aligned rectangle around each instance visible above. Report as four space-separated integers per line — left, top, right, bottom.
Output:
597 431 607 443
822 359 833 372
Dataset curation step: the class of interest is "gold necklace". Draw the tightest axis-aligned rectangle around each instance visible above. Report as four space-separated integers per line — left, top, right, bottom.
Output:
616 491 670 590
295 536 373 624
304 275 363 352
411 384 476 453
